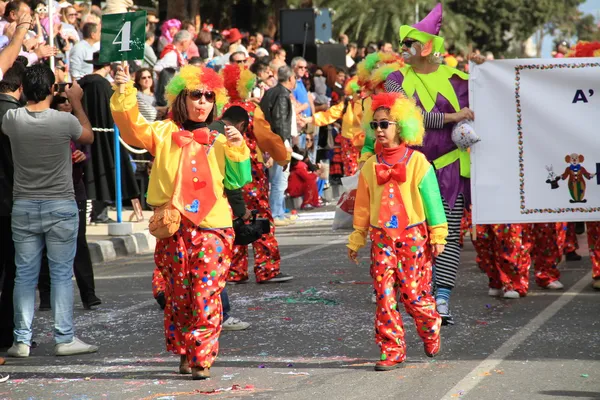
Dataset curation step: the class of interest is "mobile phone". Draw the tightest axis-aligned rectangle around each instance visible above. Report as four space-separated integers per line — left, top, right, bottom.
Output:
53 82 73 92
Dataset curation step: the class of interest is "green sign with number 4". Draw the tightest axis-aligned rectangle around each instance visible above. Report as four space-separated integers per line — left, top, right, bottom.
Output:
100 11 147 63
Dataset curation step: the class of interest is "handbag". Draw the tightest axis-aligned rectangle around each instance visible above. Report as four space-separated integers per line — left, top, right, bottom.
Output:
148 202 181 239
233 210 271 246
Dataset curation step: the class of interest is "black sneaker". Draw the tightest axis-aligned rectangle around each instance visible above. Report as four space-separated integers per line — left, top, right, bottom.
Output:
436 300 455 326
259 273 294 283
565 251 582 262
227 279 249 285
83 296 102 310
155 292 166 310
575 222 586 235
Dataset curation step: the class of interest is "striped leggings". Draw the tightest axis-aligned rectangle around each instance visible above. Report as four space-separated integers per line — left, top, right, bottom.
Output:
434 195 465 289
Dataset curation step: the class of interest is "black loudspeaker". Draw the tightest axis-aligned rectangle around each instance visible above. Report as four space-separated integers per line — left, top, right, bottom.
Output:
279 8 333 45
285 43 346 70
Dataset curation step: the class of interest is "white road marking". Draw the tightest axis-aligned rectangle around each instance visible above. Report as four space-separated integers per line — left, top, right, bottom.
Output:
440 273 591 400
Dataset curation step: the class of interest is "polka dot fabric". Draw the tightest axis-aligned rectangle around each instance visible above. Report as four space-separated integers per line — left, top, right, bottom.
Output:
586 222 600 279
369 225 441 363
474 224 528 295
522 223 566 288
154 218 234 369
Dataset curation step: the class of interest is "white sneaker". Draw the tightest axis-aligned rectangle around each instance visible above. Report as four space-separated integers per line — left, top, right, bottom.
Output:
545 281 564 290
7 343 30 358
222 316 250 331
488 288 502 297
503 290 520 299
55 337 98 356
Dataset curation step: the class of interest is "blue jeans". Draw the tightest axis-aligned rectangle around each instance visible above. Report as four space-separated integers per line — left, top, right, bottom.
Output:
269 163 287 220
222 287 231 321
12 200 78 345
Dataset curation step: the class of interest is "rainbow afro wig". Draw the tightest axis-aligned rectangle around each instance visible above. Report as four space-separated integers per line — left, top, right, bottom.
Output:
221 64 257 102
344 76 361 97
567 41 600 58
369 60 404 92
165 65 229 116
356 52 401 88
362 92 425 146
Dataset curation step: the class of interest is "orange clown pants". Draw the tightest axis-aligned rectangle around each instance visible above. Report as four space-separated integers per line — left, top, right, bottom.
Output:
154 217 234 369
370 225 441 363
522 223 566 288
474 224 529 296
229 159 281 283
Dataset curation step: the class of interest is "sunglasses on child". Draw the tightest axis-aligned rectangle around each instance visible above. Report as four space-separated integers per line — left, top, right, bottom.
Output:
189 90 216 102
369 120 397 130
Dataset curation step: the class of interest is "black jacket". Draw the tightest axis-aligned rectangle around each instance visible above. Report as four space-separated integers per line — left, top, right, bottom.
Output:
0 94 21 216
259 83 292 142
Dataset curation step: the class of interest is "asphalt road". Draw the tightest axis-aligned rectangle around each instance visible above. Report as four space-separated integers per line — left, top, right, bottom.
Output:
1 221 600 400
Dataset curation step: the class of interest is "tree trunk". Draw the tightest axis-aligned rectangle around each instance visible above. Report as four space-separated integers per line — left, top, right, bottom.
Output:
267 0 287 39
189 0 200 23
166 0 189 20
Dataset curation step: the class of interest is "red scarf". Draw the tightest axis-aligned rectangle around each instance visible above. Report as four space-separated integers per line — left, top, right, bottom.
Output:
375 145 412 239
160 44 186 67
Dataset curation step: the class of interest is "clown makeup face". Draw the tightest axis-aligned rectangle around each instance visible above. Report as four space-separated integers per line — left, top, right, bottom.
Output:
372 108 399 148
401 39 421 63
185 89 215 122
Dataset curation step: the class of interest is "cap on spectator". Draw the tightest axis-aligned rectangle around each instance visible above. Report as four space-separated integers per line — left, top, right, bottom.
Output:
255 48 269 58
84 52 111 67
58 1 72 9
226 28 243 43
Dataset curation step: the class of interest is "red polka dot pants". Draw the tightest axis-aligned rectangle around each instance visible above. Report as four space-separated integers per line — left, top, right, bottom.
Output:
341 136 358 177
474 224 529 295
586 222 600 280
370 225 441 363
522 223 566 288
154 217 234 369
229 161 281 283
152 266 166 298
564 222 579 254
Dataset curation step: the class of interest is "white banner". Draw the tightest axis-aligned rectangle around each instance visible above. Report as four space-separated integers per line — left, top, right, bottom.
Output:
470 58 600 224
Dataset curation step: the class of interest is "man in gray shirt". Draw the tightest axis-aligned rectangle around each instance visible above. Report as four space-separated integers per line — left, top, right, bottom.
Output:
3 63 97 358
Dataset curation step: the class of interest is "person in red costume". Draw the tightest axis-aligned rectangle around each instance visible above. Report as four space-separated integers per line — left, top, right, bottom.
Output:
286 147 320 210
220 63 294 284
347 93 446 371
112 64 251 380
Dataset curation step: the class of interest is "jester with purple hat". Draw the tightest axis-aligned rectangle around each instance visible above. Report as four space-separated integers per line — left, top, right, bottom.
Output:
385 3 474 326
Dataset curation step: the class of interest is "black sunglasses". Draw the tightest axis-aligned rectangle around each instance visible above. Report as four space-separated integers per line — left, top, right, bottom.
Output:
189 90 216 102
369 121 397 130
401 39 418 48
233 59 247 65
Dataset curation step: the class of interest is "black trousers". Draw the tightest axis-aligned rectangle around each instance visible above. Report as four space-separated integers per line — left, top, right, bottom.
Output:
0 215 15 346
39 200 97 304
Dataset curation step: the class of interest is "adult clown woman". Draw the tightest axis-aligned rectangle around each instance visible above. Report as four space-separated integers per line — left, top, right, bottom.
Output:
385 3 474 325
111 65 251 379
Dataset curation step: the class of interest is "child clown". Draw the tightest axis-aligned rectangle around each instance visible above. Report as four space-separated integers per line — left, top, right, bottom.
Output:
347 92 447 371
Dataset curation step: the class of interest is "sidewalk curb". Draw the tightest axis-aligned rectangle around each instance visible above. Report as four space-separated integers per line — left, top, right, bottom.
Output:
88 231 156 265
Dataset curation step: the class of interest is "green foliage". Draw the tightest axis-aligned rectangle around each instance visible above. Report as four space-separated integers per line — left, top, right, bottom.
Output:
317 0 436 46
